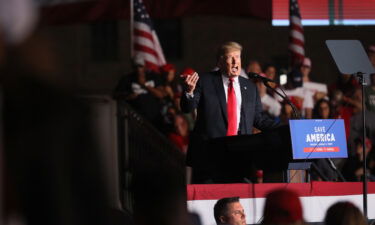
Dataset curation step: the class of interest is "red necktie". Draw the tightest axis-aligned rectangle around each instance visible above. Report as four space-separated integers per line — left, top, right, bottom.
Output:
227 78 237 136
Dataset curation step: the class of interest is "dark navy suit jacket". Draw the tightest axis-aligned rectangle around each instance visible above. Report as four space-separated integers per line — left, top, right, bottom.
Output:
181 71 279 181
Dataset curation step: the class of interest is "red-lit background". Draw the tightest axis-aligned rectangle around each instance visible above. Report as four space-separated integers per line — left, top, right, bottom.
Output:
273 0 375 20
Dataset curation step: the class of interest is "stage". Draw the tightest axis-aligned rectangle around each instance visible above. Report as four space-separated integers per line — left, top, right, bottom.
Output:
187 182 375 225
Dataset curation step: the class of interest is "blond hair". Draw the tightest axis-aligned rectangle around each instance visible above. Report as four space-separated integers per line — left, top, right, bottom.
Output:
216 41 242 63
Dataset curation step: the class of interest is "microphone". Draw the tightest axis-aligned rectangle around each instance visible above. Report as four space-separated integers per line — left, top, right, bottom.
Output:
247 72 276 83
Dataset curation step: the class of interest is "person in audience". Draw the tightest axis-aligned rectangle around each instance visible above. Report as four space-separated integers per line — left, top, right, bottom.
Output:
161 105 178 134
113 55 164 127
263 64 279 96
261 189 306 225
277 67 314 119
180 41 279 183
279 101 294 124
312 98 333 119
160 63 184 110
168 114 190 154
300 57 327 103
368 45 375 68
330 89 353 140
312 98 347 172
214 197 246 225
255 76 282 118
246 60 262 74
347 85 375 156
300 57 312 83
342 137 375 181
329 74 360 102
365 74 375 112
324 201 367 225
342 87 362 114
264 64 277 81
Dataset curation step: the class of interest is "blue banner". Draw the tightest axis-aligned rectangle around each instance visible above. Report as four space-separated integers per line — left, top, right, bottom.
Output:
289 119 348 159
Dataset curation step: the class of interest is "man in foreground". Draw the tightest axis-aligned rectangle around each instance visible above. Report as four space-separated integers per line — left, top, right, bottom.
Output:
214 197 247 225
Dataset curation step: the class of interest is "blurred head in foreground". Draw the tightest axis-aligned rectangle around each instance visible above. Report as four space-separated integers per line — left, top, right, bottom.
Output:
324 201 367 225
262 189 305 225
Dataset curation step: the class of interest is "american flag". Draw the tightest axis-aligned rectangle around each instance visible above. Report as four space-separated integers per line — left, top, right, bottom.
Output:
133 0 166 71
289 0 305 67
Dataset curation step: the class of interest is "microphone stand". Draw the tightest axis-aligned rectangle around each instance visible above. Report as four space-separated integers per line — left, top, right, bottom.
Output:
326 158 346 181
357 72 368 219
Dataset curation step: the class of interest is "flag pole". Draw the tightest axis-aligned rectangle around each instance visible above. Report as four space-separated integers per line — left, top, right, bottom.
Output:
130 0 134 58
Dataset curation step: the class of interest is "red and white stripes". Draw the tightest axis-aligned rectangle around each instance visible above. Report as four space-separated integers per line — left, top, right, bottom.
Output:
289 0 305 66
133 0 165 71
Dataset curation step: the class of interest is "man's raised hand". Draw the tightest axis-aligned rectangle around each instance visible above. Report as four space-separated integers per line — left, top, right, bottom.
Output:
182 72 199 95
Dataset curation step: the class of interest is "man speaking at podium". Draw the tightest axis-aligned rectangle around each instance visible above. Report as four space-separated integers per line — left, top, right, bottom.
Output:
181 42 279 183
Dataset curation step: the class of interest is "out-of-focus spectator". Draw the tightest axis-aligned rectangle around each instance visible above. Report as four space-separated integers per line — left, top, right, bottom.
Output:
330 90 353 139
246 60 262 74
342 137 375 181
313 99 347 171
346 85 375 155
113 55 164 127
264 64 277 81
278 63 314 119
160 63 183 110
279 101 294 124
255 77 282 118
300 58 328 103
263 64 278 89
368 45 375 67
214 197 246 225
312 98 333 119
161 105 178 134
301 57 312 83
342 88 362 114
365 74 375 112
0 0 111 224
349 108 375 156
324 201 367 225
329 74 360 143
261 189 306 225
329 74 360 101
168 114 190 155
251 64 282 118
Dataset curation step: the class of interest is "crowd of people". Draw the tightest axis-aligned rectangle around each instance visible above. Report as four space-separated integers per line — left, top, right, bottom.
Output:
114 42 375 183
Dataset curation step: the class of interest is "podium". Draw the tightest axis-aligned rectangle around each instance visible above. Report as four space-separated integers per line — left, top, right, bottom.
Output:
202 120 346 183
207 125 294 183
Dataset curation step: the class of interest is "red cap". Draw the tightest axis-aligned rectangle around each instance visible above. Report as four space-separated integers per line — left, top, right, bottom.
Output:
160 63 176 73
256 170 263 178
289 96 302 110
263 189 303 224
181 67 196 77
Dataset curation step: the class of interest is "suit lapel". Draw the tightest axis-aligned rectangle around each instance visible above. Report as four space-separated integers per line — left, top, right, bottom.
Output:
239 77 250 131
213 72 227 122
239 77 249 110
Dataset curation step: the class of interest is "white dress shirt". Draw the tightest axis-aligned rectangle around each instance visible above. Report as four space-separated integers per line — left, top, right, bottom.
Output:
222 74 242 130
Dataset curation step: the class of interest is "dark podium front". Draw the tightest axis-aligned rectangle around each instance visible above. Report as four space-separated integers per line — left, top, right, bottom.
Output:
207 125 293 183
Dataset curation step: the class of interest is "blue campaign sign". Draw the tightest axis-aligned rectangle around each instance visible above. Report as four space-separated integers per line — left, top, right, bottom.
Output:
289 119 348 159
